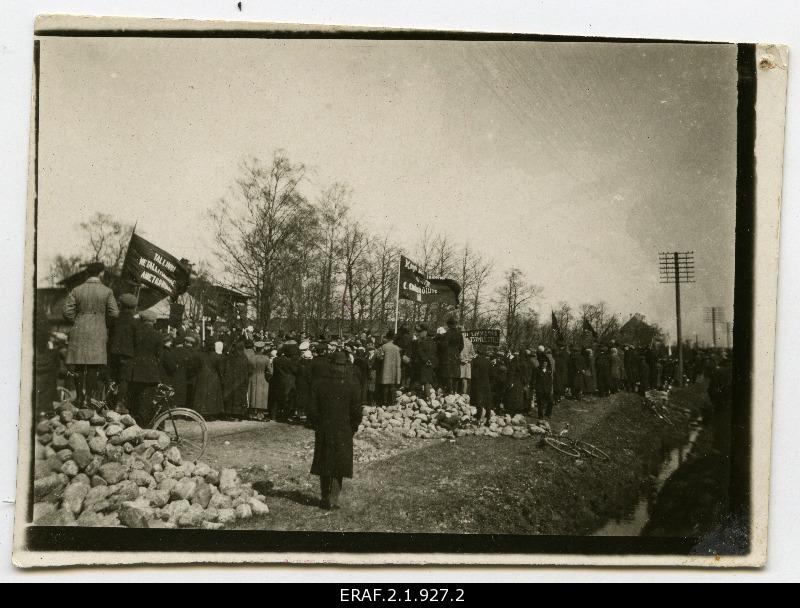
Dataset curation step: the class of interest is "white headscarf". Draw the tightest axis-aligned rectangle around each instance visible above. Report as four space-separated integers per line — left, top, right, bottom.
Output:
214 341 224 355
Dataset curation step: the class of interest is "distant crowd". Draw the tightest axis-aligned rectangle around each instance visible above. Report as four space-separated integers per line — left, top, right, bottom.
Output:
35 261 731 429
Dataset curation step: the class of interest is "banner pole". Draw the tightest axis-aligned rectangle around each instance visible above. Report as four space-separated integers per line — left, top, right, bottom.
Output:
394 256 401 335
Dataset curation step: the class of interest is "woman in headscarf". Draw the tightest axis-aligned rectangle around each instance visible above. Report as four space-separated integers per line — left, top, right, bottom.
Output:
223 339 250 419
193 341 224 418
246 341 271 420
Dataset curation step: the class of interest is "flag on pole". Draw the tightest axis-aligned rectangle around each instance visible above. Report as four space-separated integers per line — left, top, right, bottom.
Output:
551 310 562 340
122 232 191 299
582 317 599 340
398 255 461 306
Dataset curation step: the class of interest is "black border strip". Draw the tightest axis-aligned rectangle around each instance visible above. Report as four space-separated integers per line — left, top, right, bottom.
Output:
24 34 756 559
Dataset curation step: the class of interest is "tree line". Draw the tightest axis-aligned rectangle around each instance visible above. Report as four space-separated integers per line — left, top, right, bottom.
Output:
45 150 665 350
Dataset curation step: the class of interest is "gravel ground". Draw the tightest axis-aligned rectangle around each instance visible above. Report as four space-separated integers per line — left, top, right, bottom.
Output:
201 383 708 535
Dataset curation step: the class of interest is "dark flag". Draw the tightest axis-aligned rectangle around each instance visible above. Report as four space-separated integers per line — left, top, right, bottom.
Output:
398 255 461 306
122 232 191 299
551 310 561 338
582 317 599 340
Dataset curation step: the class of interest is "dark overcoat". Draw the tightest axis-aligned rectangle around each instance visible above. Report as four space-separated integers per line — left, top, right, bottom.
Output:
128 322 162 384
193 351 224 416
161 346 195 407
553 348 570 393
503 357 527 413
413 337 438 384
469 354 493 407
569 351 586 393
308 363 362 478
108 310 137 358
443 327 465 379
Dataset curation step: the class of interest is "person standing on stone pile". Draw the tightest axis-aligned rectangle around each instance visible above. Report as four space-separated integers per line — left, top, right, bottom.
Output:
379 331 401 406
163 335 196 408
470 344 493 425
127 308 163 425
412 325 438 397
108 293 138 411
534 355 555 424
193 340 225 418
182 335 201 407
459 327 476 395
503 352 527 414
307 351 363 510
61 262 119 407
434 326 448 390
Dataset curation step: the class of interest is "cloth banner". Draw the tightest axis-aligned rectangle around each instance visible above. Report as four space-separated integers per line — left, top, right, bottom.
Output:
122 233 191 299
398 255 461 306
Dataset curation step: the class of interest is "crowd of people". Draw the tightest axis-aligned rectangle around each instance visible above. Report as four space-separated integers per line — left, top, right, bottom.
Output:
35 262 727 430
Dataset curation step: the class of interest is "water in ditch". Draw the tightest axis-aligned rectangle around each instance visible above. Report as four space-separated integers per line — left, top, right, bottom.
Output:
594 421 703 536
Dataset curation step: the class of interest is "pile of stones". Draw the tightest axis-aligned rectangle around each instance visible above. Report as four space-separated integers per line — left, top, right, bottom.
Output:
32 402 269 529
357 391 547 441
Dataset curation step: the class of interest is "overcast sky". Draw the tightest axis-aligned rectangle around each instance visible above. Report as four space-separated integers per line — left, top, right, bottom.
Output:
37 37 737 342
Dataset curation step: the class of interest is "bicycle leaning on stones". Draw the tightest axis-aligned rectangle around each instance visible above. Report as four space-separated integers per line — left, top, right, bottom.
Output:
90 383 209 463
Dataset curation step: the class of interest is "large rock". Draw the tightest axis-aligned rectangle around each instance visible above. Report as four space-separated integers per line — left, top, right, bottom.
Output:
249 498 269 516
62 479 90 515
129 470 154 488
235 503 253 520
69 433 92 469
144 489 170 508
202 521 224 530
119 414 137 428
35 507 77 527
61 460 80 477
32 502 57 523
88 436 108 455
82 486 113 513
193 481 212 509
99 462 127 485
66 420 93 438
219 469 239 494
105 424 124 438
76 511 120 527
217 508 236 525
164 447 182 466
209 493 233 510
119 500 153 528
163 499 191 522
119 425 143 445
170 478 197 501
109 480 140 505
51 433 70 451
176 503 205 528
158 477 178 495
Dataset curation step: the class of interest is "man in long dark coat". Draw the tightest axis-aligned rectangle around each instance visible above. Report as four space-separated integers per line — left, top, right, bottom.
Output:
160 336 194 408
553 344 570 402
128 309 163 425
443 317 464 394
469 344 493 424
394 324 414 388
412 325 438 396
108 293 138 410
307 351 363 510
568 346 585 401
595 346 612 397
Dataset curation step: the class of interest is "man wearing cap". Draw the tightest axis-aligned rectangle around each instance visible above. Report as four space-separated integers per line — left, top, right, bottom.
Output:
108 292 138 410
62 262 119 406
307 351 363 510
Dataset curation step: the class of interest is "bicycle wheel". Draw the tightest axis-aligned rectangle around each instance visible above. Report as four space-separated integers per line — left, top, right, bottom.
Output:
151 408 208 463
575 440 610 461
544 436 581 458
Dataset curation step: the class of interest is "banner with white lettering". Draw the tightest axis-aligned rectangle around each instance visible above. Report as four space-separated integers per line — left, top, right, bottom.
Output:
399 255 461 306
122 233 191 299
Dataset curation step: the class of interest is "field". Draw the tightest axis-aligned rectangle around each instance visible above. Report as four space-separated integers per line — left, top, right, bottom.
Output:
196 384 708 536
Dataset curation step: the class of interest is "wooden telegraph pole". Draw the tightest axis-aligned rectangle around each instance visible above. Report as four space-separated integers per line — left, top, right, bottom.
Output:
704 306 724 349
660 252 695 386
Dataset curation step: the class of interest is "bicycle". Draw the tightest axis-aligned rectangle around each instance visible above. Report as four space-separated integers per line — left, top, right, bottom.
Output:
89 383 209 463
540 428 610 461
643 389 675 427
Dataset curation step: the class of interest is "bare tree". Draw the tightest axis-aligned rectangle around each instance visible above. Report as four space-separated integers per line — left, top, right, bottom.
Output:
79 212 135 274
493 267 542 349
339 219 371 333
209 151 315 327
46 254 84 286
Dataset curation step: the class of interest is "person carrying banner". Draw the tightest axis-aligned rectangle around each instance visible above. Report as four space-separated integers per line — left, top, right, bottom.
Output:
62 262 120 407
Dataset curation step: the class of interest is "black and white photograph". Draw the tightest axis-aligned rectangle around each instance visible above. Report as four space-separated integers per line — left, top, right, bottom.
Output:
9 13 787 570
